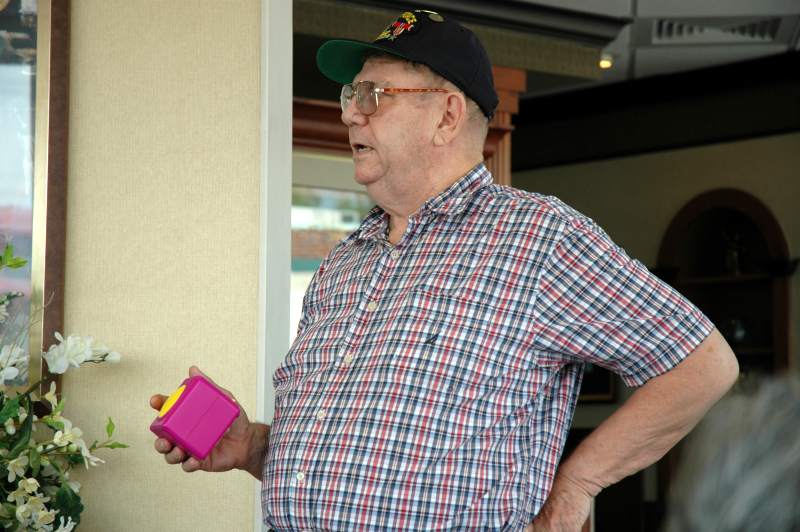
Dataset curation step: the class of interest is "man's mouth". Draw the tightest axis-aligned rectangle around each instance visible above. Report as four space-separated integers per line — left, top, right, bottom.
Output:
352 143 373 153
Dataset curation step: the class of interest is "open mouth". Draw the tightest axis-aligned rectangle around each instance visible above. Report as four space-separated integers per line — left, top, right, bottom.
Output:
352 143 373 153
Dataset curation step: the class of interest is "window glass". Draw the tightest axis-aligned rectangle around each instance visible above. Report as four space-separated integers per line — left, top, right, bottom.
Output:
290 186 373 342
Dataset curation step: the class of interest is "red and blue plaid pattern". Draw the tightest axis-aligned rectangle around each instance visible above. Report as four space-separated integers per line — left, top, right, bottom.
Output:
262 164 713 530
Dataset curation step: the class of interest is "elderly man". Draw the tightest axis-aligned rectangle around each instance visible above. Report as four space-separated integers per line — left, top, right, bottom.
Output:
152 10 739 531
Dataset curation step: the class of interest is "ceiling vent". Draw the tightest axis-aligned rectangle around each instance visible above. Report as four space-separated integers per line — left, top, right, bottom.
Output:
652 17 782 45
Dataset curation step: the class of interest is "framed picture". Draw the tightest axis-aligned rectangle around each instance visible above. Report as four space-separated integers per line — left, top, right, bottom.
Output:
578 363 616 403
0 0 68 393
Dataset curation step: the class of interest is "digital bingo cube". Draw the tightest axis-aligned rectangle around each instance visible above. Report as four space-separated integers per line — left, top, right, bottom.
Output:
150 375 239 460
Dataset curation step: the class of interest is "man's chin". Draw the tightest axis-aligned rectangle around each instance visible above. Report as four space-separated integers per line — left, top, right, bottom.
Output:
352 168 381 187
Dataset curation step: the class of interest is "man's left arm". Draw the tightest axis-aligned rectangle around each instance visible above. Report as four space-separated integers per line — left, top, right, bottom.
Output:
529 328 739 531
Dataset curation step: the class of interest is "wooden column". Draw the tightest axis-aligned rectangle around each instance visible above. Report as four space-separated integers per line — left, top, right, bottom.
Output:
484 66 526 186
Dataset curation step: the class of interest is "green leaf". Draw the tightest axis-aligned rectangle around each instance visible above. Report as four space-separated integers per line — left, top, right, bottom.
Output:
4 257 26 269
29 447 41 477
8 398 33 459
106 441 129 449
106 417 115 438
53 484 83 527
0 396 21 425
53 398 65 416
0 244 25 270
0 504 18 531
44 419 65 432
1 244 12 266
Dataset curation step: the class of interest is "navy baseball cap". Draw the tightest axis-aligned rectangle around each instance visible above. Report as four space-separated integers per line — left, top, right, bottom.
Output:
316 9 498 119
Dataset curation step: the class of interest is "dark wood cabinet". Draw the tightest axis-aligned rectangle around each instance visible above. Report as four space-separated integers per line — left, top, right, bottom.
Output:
656 188 794 378
651 188 795 528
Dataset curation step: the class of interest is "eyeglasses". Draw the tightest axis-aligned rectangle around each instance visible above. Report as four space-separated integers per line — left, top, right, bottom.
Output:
340 80 449 115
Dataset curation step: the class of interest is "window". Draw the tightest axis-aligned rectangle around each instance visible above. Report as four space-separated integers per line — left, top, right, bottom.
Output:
290 152 370 342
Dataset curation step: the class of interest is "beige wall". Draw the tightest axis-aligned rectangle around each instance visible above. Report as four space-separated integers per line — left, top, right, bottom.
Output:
63 1 261 530
514 132 800 425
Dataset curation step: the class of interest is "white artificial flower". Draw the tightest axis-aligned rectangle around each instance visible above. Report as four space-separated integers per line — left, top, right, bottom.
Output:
54 516 76 532
44 381 58 410
52 424 80 447
15 503 32 524
33 507 56 528
18 406 28 423
20 477 40 494
0 364 19 383
7 454 28 482
77 439 104 468
0 343 26 366
0 343 26 383
67 480 80 493
7 484 26 505
89 342 121 364
42 333 93 374
26 493 49 512
5 417 16 435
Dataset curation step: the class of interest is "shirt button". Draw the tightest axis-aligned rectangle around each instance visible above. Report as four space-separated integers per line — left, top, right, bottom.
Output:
316 410 327 421
343 353 355 365
366 301 378 311
296 471 305 482
390 250 400 260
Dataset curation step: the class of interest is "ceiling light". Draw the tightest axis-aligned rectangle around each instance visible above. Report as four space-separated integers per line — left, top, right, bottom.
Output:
599 53 614 69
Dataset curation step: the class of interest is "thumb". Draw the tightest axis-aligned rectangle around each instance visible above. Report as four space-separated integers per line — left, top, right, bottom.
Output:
189 365 207 380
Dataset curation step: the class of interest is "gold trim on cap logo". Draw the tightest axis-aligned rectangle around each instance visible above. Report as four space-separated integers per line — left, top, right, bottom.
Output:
375 11 418 42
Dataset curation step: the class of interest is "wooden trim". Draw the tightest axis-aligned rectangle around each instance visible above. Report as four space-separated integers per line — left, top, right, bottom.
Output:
42 0 69 391
658 188 790 267
293 98 349 154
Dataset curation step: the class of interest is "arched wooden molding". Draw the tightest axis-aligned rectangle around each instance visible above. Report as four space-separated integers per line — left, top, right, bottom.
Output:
293 66 526 186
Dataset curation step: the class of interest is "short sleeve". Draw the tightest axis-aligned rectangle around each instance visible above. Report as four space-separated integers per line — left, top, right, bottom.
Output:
531 221 714 387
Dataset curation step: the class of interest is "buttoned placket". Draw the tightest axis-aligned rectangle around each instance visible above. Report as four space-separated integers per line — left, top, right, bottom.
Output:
289 217 425 499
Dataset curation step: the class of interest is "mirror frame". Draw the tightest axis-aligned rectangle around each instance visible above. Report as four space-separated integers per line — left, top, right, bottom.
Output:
22 0 69 394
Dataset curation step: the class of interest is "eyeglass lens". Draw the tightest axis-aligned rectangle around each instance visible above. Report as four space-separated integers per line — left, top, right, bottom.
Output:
340 81 378 115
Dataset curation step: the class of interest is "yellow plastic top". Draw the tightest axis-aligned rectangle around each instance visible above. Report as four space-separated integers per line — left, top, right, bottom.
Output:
159 384 186 417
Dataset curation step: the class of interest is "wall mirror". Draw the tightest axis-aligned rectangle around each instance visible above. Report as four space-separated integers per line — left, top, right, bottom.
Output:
0 0 68 392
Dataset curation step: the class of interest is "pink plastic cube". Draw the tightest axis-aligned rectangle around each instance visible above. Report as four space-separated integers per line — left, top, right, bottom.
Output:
150 375 239 460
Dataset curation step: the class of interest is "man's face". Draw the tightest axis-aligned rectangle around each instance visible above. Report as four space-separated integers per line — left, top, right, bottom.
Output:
341 58 442 195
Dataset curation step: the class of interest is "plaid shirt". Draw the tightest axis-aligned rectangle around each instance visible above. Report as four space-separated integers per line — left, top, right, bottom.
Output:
263 163 713 531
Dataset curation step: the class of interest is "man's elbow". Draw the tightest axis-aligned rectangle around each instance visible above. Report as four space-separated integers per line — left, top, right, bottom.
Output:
701 328 740 396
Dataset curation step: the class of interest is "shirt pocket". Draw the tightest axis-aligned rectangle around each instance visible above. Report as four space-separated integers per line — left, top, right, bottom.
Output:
392 286 540 384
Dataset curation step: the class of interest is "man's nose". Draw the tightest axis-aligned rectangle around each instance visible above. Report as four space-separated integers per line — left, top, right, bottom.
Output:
341 97 367 127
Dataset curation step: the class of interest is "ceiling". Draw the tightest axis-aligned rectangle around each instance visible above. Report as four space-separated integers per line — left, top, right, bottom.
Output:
336 0 800 99
528 0 800 98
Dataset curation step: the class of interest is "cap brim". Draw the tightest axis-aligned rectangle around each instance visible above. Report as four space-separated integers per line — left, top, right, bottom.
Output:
316 39 411 84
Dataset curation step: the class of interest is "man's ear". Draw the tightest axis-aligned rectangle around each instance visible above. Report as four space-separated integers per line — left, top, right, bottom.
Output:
433 92 467 147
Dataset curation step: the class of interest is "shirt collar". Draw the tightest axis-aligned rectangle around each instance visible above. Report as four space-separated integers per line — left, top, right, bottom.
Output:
420 162 492 217
355 163 493 242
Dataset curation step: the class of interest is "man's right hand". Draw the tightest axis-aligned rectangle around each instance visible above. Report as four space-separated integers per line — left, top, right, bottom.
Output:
150 366 269 479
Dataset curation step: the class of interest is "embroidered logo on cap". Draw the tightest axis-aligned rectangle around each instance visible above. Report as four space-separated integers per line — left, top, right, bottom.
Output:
375 11 418 42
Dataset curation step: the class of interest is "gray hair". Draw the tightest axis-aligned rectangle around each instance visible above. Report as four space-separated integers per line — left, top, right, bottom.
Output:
361 51 489 147
663 374 800 532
